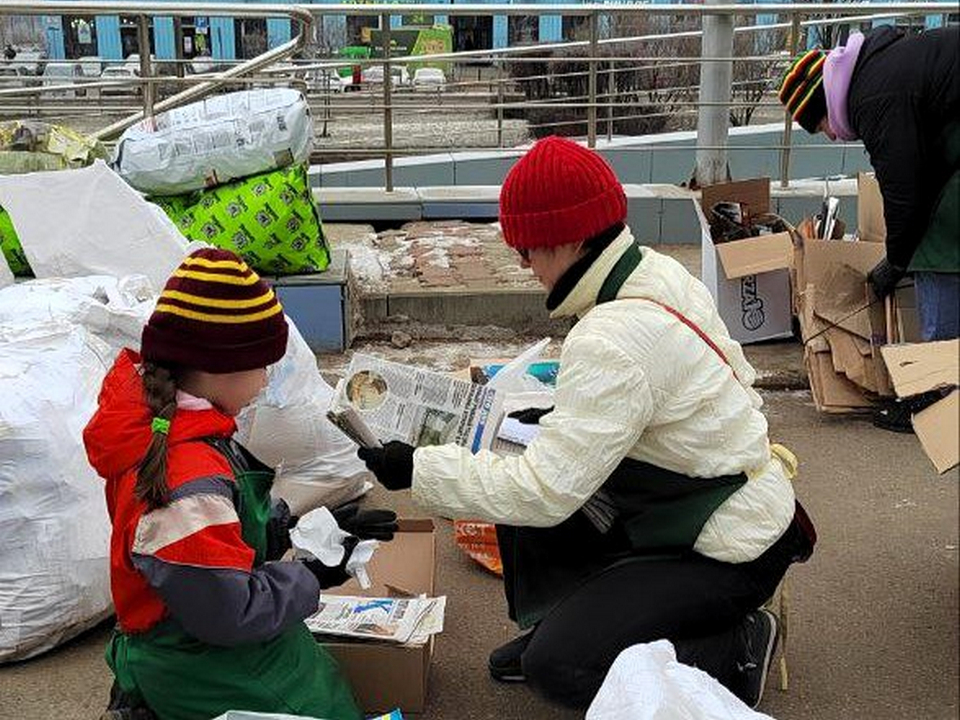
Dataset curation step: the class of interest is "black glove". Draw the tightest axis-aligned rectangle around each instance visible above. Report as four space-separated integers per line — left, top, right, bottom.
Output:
332 502 399 541
867 258 907 300
508 406 554 425
357 441 415 491
265 498 294 561
302 535 359 590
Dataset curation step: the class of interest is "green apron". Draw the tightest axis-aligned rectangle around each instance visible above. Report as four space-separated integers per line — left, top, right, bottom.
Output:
909 120 960 273
498 243 747 629
106 439 361 720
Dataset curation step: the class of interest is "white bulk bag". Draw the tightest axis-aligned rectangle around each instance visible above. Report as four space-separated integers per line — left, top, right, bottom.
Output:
0 248 12 288
0 321 113 662
114 88 313 196
0 161 188 293
586 640 777 720
236 321 371 515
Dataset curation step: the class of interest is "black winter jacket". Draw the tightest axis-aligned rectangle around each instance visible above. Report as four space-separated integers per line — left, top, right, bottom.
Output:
848 26 960 269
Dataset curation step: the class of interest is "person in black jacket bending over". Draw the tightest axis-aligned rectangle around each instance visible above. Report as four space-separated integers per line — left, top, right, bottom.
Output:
779 26 959 341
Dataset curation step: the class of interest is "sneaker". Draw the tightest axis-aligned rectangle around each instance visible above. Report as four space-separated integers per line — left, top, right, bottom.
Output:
734 609 779 709
488 632 534 682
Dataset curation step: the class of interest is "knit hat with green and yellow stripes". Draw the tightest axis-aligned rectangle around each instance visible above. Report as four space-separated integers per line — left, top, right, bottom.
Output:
778 48 828 133
141 248 288 373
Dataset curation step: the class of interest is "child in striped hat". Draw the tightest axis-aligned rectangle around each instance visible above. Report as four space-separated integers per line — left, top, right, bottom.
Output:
84 248 370 720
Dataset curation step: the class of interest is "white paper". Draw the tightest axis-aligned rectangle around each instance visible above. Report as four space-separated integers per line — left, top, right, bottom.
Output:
587 640 777 720
0 160 188 292
496 417 541 447
289 507 377 589
305 594 445 645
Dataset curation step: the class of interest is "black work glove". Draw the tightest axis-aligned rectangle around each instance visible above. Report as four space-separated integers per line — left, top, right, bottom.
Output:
332 502 399 542
265 498 294 561
357 441 415 491
508 406 554 425
867 257 907 300
302 535 359 590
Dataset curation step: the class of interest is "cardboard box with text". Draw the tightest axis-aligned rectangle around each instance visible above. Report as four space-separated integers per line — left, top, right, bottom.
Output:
695 178 795 344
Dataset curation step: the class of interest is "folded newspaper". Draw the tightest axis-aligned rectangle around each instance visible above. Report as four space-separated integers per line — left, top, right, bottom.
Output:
306 594 447 645
327 354 503 452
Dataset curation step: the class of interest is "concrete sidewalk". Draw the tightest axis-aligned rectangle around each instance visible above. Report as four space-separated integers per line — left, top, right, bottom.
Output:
2 392 955 719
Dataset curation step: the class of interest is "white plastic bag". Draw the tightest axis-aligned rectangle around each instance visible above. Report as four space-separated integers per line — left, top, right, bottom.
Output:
0 161 188 292
586 640 777 720
236 320 371 515
0 249 12 289
114 88 313 195
0 321 114 662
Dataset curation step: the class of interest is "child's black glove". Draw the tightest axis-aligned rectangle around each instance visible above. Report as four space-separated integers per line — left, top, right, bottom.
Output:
265 498 295 561
357 441 415 491
332 502 399 541
302 535 359 590
508 406 554 425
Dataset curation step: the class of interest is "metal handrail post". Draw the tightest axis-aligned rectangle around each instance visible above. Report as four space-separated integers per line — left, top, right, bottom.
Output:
780 13 802 188
587 10 598 148
694 0 734 186
496 58 504 148
606 58 614 142
382 11 394 192
137 14 155 118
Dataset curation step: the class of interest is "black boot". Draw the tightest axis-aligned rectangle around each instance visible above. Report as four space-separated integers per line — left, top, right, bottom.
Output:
731 609 779 709
488 631 535 683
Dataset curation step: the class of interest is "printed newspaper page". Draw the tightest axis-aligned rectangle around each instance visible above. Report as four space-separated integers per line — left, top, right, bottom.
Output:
329 353 503 453
306 595 446 645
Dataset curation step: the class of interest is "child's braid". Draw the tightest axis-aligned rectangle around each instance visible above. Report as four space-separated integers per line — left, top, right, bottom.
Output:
136 362 178 509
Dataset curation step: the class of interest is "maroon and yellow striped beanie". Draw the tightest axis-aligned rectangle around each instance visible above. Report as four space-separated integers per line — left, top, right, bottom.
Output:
141 248 288 373
778 49 827 133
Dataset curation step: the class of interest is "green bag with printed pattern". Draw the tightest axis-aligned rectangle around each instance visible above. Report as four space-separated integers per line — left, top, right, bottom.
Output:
152 163 329 276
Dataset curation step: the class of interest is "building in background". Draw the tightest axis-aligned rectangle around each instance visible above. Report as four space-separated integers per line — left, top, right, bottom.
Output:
19 1 957 63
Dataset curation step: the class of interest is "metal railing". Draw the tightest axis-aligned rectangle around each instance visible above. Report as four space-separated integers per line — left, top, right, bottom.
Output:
0 1 954 190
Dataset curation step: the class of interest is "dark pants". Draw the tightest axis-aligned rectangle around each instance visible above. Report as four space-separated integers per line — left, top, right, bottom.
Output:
517 517 811 709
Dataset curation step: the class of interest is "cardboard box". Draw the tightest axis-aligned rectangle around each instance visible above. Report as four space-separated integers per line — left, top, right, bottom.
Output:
880 340 960 473
695 178 795 344
320 519 437 714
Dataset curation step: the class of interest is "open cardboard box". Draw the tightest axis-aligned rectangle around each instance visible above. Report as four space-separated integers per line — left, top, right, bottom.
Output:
880 340 959 473
695 178 795 344
319 519 437 714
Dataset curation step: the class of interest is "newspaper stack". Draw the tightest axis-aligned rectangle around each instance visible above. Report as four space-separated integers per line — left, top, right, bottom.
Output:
327 353 502 453
306 595 447 645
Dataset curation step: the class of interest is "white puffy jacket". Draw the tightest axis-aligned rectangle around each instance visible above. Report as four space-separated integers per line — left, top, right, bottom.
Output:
412 229 796 563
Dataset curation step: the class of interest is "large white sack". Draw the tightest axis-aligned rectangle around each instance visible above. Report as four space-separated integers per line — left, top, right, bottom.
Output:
586 640 777 720
114 88 313 196
0 321 113 662
0 161 187 292
236 321 371 515
0 247 12 288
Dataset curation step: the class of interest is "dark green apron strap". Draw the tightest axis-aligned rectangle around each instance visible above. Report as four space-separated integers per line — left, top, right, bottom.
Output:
596 241 643 304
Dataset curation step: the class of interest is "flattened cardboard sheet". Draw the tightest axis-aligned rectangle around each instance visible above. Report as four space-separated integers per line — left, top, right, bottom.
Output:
715 232 794 279
912 390 959 474
880 340 960 398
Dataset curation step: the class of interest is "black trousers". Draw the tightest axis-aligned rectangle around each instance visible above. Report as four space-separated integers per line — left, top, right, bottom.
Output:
517 516 811 709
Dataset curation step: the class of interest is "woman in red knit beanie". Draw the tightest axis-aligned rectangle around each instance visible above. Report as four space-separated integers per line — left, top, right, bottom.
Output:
83 248 391 720
359 136 816 711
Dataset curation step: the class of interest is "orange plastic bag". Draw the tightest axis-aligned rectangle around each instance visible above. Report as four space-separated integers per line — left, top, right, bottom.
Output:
453 520 503 576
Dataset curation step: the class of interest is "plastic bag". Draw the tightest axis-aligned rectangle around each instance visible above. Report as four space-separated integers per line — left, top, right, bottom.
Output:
235 320 371 516
115 88 312 196
586 640 777 720
152 163 329 275
0 321 114 662
0 160 188 293
0 242 11 288
453 520 502 576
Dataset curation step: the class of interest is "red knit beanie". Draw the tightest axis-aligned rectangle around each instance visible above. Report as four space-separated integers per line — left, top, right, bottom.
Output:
141 248 288 373
499 136 627 251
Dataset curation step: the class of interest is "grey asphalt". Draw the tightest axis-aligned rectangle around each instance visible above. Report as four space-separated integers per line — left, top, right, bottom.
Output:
1 391 957 720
